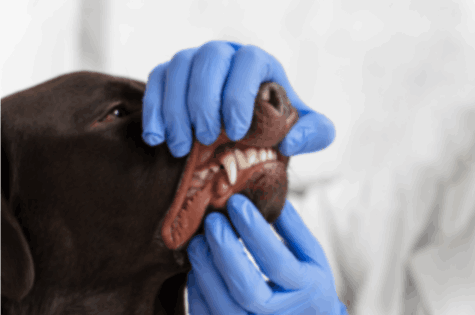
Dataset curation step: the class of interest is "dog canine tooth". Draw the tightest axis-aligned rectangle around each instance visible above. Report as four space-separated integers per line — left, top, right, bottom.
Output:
259 149 267 162
221 154 237 185
246 148 258 166
235 149 250 170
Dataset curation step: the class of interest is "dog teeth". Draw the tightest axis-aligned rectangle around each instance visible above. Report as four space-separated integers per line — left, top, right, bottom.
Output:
194 169 209 180
235 149 250 170
186 187 199 198
221 154 237 185
259 149 267 162
267 149 275 160
190 178 204 188
246 149 258 166
205 147 278 189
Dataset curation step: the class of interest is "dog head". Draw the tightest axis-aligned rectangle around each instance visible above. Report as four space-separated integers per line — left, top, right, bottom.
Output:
1 72 297 314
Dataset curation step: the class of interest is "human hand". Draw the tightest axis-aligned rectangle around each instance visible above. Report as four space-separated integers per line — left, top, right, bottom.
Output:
142 41 335 157
186 195 348 314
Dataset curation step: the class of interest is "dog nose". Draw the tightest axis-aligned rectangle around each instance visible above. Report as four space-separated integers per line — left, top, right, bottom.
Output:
239 82 299 148
258 82 291 117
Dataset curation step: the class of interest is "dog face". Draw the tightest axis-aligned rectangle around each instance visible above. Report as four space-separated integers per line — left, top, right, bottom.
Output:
1 72 297 314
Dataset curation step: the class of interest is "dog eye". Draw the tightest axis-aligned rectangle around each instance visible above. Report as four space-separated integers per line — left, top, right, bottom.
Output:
109 106 130 118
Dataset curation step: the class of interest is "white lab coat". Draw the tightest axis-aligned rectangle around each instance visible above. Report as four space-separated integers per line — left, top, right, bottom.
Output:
290 59 475 315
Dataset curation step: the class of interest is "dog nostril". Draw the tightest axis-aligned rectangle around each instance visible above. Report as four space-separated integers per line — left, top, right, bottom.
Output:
267 88 281 111
257 82 291 117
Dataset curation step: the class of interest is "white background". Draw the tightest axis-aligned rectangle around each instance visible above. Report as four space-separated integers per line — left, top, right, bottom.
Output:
2 1 475 314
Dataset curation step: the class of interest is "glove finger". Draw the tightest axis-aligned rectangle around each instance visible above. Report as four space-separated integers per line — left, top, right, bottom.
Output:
203 212 275 314
186 270 212 315
187 235 247 315
188 41 235 145
273 200 331 272
163 48 197 157
226 195 313 290
279 110 336 156
142 63 168 146
223 45 336 155
222 45 308 141
222 45 273 141
252 52 336 156
204 212 325 315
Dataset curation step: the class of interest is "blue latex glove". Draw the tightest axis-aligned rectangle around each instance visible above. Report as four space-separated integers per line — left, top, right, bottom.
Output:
142 41 335 157
186 195 349 315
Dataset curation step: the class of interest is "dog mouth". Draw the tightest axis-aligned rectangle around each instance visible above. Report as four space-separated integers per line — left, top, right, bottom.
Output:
160 82 298 250
186 142 288 209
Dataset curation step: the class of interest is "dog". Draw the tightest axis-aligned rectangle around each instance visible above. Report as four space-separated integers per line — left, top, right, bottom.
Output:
1 72 298 315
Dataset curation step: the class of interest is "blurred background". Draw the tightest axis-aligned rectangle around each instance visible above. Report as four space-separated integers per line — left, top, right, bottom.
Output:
2 1 475 314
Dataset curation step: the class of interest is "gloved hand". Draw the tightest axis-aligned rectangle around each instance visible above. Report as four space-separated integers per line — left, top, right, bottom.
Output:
186 195 348 315
142 41 335 157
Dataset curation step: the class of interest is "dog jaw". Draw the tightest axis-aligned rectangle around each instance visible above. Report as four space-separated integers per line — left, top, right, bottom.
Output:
161 82 298 250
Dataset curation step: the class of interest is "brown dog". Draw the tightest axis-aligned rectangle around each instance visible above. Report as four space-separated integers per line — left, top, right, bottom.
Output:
1 72 298 315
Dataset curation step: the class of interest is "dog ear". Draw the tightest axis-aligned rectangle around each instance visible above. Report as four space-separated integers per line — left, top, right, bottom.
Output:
2 146 35 301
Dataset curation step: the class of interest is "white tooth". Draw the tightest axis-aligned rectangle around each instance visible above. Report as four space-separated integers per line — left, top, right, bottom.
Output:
194 169 209 180
221 154 237 185
246 149 258 165
186 187 198 198
259 149 267 162
267 150 273 160
235 149 250 170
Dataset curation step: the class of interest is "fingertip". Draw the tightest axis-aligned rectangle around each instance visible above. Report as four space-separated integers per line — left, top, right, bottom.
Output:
204 212 232 245
142 133 164 146
204 212 225 230
227 194 262 230
142 64 168 145
279 112 336 156
227 194 249 213
225 125 248 142
168 140 192 158
278 133 303 157
196 126 220 146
